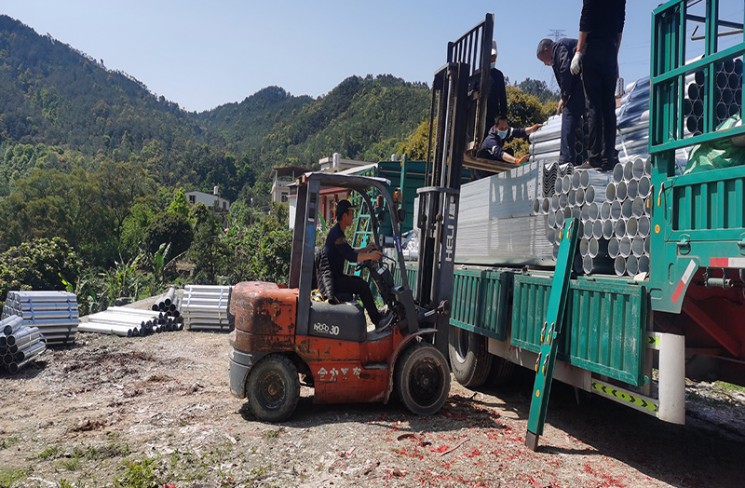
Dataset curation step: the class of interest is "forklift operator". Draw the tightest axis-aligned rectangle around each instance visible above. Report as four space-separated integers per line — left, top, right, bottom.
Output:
324 199 387 327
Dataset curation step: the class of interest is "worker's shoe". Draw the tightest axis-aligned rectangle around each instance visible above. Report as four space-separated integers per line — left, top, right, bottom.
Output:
600 159 618 173
376 311 394 330
576 161 594 170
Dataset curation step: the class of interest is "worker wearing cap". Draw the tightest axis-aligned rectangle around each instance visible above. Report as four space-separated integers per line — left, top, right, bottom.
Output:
324 199 388 327
570 0 626 171
485 41 508 139
536 38 586 166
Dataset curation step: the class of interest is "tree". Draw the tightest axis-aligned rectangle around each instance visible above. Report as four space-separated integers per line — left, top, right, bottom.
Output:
396 119 431 161
120 202 156 260
0 237 83 303
188 203 229 284
517 78 559 104
167 187 190 220
144 211 193 261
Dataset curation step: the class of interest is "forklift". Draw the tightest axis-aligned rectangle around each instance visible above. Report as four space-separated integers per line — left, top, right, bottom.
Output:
227 15 495 421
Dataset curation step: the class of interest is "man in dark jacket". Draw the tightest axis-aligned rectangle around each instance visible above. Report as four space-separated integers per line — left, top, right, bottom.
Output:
570 0 626 171
473 116 539 179
485 41 508 139
537 38 586 166
324 199 388 327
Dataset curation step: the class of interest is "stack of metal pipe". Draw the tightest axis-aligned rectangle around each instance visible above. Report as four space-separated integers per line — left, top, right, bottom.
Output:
1 291 79 345
182 285 232 332
684 59 743 135
530 116 585 166
604 158 653 277
151 287 180 317
539 166 613 274
80 306 182 337
0 315 46 374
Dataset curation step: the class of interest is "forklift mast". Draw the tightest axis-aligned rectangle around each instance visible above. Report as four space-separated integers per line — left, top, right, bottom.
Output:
415 14 494 357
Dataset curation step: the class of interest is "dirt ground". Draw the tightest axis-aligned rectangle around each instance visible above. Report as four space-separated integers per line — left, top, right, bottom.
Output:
2 308 745 488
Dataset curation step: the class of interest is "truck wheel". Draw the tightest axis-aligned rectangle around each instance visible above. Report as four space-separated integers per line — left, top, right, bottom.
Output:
448 326 493 387
245 355 300 422
395 342 450 416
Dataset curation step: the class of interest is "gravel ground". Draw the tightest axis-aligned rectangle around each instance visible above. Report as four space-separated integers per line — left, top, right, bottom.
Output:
1 312 745 488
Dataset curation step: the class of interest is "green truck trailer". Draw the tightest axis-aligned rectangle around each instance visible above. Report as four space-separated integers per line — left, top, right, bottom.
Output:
447 0 745 430
349 1 745 443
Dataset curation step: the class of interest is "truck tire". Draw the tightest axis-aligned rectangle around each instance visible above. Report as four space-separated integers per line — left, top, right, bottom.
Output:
245 355 300 422
448 325 493 388
395 342 450 416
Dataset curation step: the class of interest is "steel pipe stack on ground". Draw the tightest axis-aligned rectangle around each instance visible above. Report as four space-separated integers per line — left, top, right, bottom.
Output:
182 285 233 332
0 315 46 374
81 304 183 338
1 291 79 346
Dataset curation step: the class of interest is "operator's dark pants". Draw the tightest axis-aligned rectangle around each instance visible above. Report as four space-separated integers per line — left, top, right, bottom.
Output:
334 274 381 324
582 41 619 167
560 90 586 165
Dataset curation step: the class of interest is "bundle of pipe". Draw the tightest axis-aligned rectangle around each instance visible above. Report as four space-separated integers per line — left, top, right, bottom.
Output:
538 162 574 204
604 158 653 277
1 291 79 346
684 60 743 136
0 315 46 374
182 285 233 332
80 306 182 337
546 166 614 274
530 116 586 167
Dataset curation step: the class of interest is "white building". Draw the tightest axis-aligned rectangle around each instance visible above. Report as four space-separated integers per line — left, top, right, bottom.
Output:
186 190 230 213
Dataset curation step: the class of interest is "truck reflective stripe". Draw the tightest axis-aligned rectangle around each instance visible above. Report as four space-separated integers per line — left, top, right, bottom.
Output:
671 260 697 304
710 257 745 269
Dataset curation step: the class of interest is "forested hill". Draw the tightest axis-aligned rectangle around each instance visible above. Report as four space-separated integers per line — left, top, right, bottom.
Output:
0 15 208 156
0 14 431 201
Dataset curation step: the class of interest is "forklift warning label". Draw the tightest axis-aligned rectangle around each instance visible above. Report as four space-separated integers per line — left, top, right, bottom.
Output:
317 367 362 382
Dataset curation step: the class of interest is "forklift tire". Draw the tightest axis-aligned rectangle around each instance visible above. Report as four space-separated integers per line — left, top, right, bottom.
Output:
395 342 450 416
245 355 300 422
448 326 493 388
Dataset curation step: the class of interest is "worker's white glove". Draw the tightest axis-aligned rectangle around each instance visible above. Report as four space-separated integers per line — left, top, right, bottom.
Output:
570 51 583 75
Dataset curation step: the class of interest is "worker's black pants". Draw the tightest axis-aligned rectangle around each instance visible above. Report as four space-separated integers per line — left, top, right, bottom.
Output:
582 41 619 166
560 91 586 165
334 274 381 324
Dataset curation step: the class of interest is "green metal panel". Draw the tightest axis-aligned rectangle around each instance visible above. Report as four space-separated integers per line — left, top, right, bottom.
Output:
449 268 511 340
649 0 745 313
512 273 648 386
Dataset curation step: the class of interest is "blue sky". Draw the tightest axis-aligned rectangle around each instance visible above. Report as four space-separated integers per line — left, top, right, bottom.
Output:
0 1 738 112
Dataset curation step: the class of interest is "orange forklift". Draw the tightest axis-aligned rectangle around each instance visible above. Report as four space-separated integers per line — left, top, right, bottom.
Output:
228 15 495 421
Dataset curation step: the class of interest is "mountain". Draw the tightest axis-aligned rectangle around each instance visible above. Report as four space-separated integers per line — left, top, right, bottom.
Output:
0 15 430 199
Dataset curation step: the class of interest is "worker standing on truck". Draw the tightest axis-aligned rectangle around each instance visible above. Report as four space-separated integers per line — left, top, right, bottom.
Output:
536 38 586 166
484 41 508 139
475 115 538 178
570 0 626 172
324 199 391 328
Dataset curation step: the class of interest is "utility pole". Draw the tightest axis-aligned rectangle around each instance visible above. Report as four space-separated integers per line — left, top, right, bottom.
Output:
548 29 565 41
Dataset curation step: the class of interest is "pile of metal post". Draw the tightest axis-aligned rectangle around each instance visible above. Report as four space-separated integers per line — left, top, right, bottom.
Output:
181 285 232 332
684 59 743 135
0 315 46 374
151 287 180 317
2 291 79 345
80 306 182 337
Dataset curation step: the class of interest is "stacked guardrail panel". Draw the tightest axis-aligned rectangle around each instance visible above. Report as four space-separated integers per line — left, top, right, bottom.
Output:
182 285 232 332
2 291 79 345
0 316 46 374
684 59 743 135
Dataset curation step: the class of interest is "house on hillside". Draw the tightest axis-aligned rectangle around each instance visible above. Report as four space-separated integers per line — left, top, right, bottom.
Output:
186 190 230 213
270 166 309 204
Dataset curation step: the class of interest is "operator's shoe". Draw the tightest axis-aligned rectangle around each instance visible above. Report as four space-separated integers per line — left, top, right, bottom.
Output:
376 311 394 330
